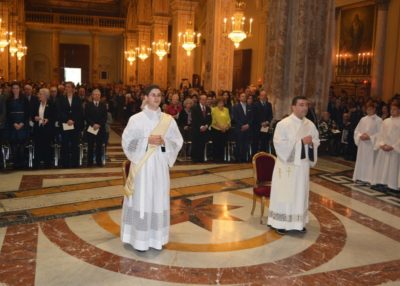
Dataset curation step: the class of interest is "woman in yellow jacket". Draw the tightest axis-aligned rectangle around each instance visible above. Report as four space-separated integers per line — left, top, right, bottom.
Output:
211 97 231 162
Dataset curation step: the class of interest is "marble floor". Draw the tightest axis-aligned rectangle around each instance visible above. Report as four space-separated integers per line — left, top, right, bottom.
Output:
0 128 400 285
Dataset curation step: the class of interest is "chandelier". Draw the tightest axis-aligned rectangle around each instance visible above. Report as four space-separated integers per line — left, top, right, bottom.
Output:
136 44 152 61
16 40 27 60
124 49 137 65
178 21 201 56
8 33 18 56
0 18 10 52
223 0 253 48
152 39 171 61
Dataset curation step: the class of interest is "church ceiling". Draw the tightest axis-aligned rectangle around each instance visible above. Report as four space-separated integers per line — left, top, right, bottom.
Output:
25 0 131 17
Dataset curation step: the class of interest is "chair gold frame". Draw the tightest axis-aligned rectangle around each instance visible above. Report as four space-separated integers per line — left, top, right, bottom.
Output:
251 152 276 224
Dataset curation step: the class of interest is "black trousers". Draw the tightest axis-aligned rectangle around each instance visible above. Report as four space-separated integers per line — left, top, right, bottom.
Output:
211 128 227 162
252 130 270 154
11 141 26 168
191 131 208 162
61 130 80 168
87 132 104 166
0 129 4 168
34 127 53 167
235 130 250 162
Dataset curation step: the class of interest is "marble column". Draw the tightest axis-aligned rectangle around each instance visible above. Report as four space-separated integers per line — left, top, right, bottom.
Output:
123 32 138 85
0 1 10 80
152 16 170 88
51 30 60 84
137 24 152 85
256 1 268 86
15 0 26 81
371 0 389 98
91 32 99 84
203 0 235 91
264 0 335 119
170 0 197 88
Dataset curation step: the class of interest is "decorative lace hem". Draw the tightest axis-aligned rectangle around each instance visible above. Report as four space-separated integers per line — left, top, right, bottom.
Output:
268 210 308 223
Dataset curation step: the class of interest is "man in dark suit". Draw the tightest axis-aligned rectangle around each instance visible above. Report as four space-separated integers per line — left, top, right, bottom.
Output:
233 92 253 162
57 81 84 168
253 90 273 154
24 84 39 115
24 84 39 132
191 94 211 162
306 100 319 127
85 89 107 167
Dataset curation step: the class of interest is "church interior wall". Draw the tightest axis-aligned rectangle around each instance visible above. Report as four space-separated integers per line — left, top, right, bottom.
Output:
3 0 398 101
235 0 266 87
383 0 400 101
26 30 52 83
335 0 400 101
97 35 123 84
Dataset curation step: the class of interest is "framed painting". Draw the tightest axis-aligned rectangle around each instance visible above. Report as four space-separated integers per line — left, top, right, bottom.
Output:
337 4 376 75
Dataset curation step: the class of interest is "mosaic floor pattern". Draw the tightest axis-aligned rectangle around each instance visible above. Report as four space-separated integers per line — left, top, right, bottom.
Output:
0 129 399 285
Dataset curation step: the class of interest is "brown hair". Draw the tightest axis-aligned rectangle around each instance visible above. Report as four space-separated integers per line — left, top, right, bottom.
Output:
391 99 400 108
215 96 224 105
365 101 376 109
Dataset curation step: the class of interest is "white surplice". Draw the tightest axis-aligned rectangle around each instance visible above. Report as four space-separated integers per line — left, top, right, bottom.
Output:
267 114 320 230
371 116 400 190
352 114 382 183
121 106 183 250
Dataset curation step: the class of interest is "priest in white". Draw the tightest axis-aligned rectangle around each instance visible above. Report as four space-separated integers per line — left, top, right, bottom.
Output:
267 96 320 235
371 100 400 191
121 84 183 251
353 102 382 184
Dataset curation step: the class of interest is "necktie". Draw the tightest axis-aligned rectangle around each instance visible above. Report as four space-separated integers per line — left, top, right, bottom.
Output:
202 105 206 117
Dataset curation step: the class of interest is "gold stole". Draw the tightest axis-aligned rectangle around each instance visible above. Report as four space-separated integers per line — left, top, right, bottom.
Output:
123 112 173 198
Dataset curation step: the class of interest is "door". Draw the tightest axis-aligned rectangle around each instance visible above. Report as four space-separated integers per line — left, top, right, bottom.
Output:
59 44 90 84
232 49 252 91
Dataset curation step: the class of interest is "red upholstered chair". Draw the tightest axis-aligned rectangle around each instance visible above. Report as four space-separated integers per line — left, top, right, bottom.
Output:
122 160 131 185
251 152 276 223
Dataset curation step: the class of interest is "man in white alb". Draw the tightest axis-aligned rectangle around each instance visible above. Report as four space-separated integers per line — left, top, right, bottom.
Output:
267 96 320 235
121 84 183 251
353 102 382 185
371 100 400 192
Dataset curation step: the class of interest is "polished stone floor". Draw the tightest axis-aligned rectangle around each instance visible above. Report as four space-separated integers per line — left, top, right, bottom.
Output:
0 129 400 285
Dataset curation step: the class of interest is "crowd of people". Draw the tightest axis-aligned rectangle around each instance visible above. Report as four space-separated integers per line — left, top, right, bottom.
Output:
0 80 399 192
0 81 112 169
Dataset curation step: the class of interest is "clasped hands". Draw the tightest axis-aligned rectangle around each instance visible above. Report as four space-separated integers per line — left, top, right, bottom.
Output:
360 133 370 141
34 116 49 125
302 135 313 146
148 135 165 146
92 124 101 130
13 122 24 130
200 125 208 132
381 144 393 152
240 124 249 132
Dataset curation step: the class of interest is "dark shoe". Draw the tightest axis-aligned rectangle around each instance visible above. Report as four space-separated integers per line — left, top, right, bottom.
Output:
298 227 307 233
275 229 287 235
